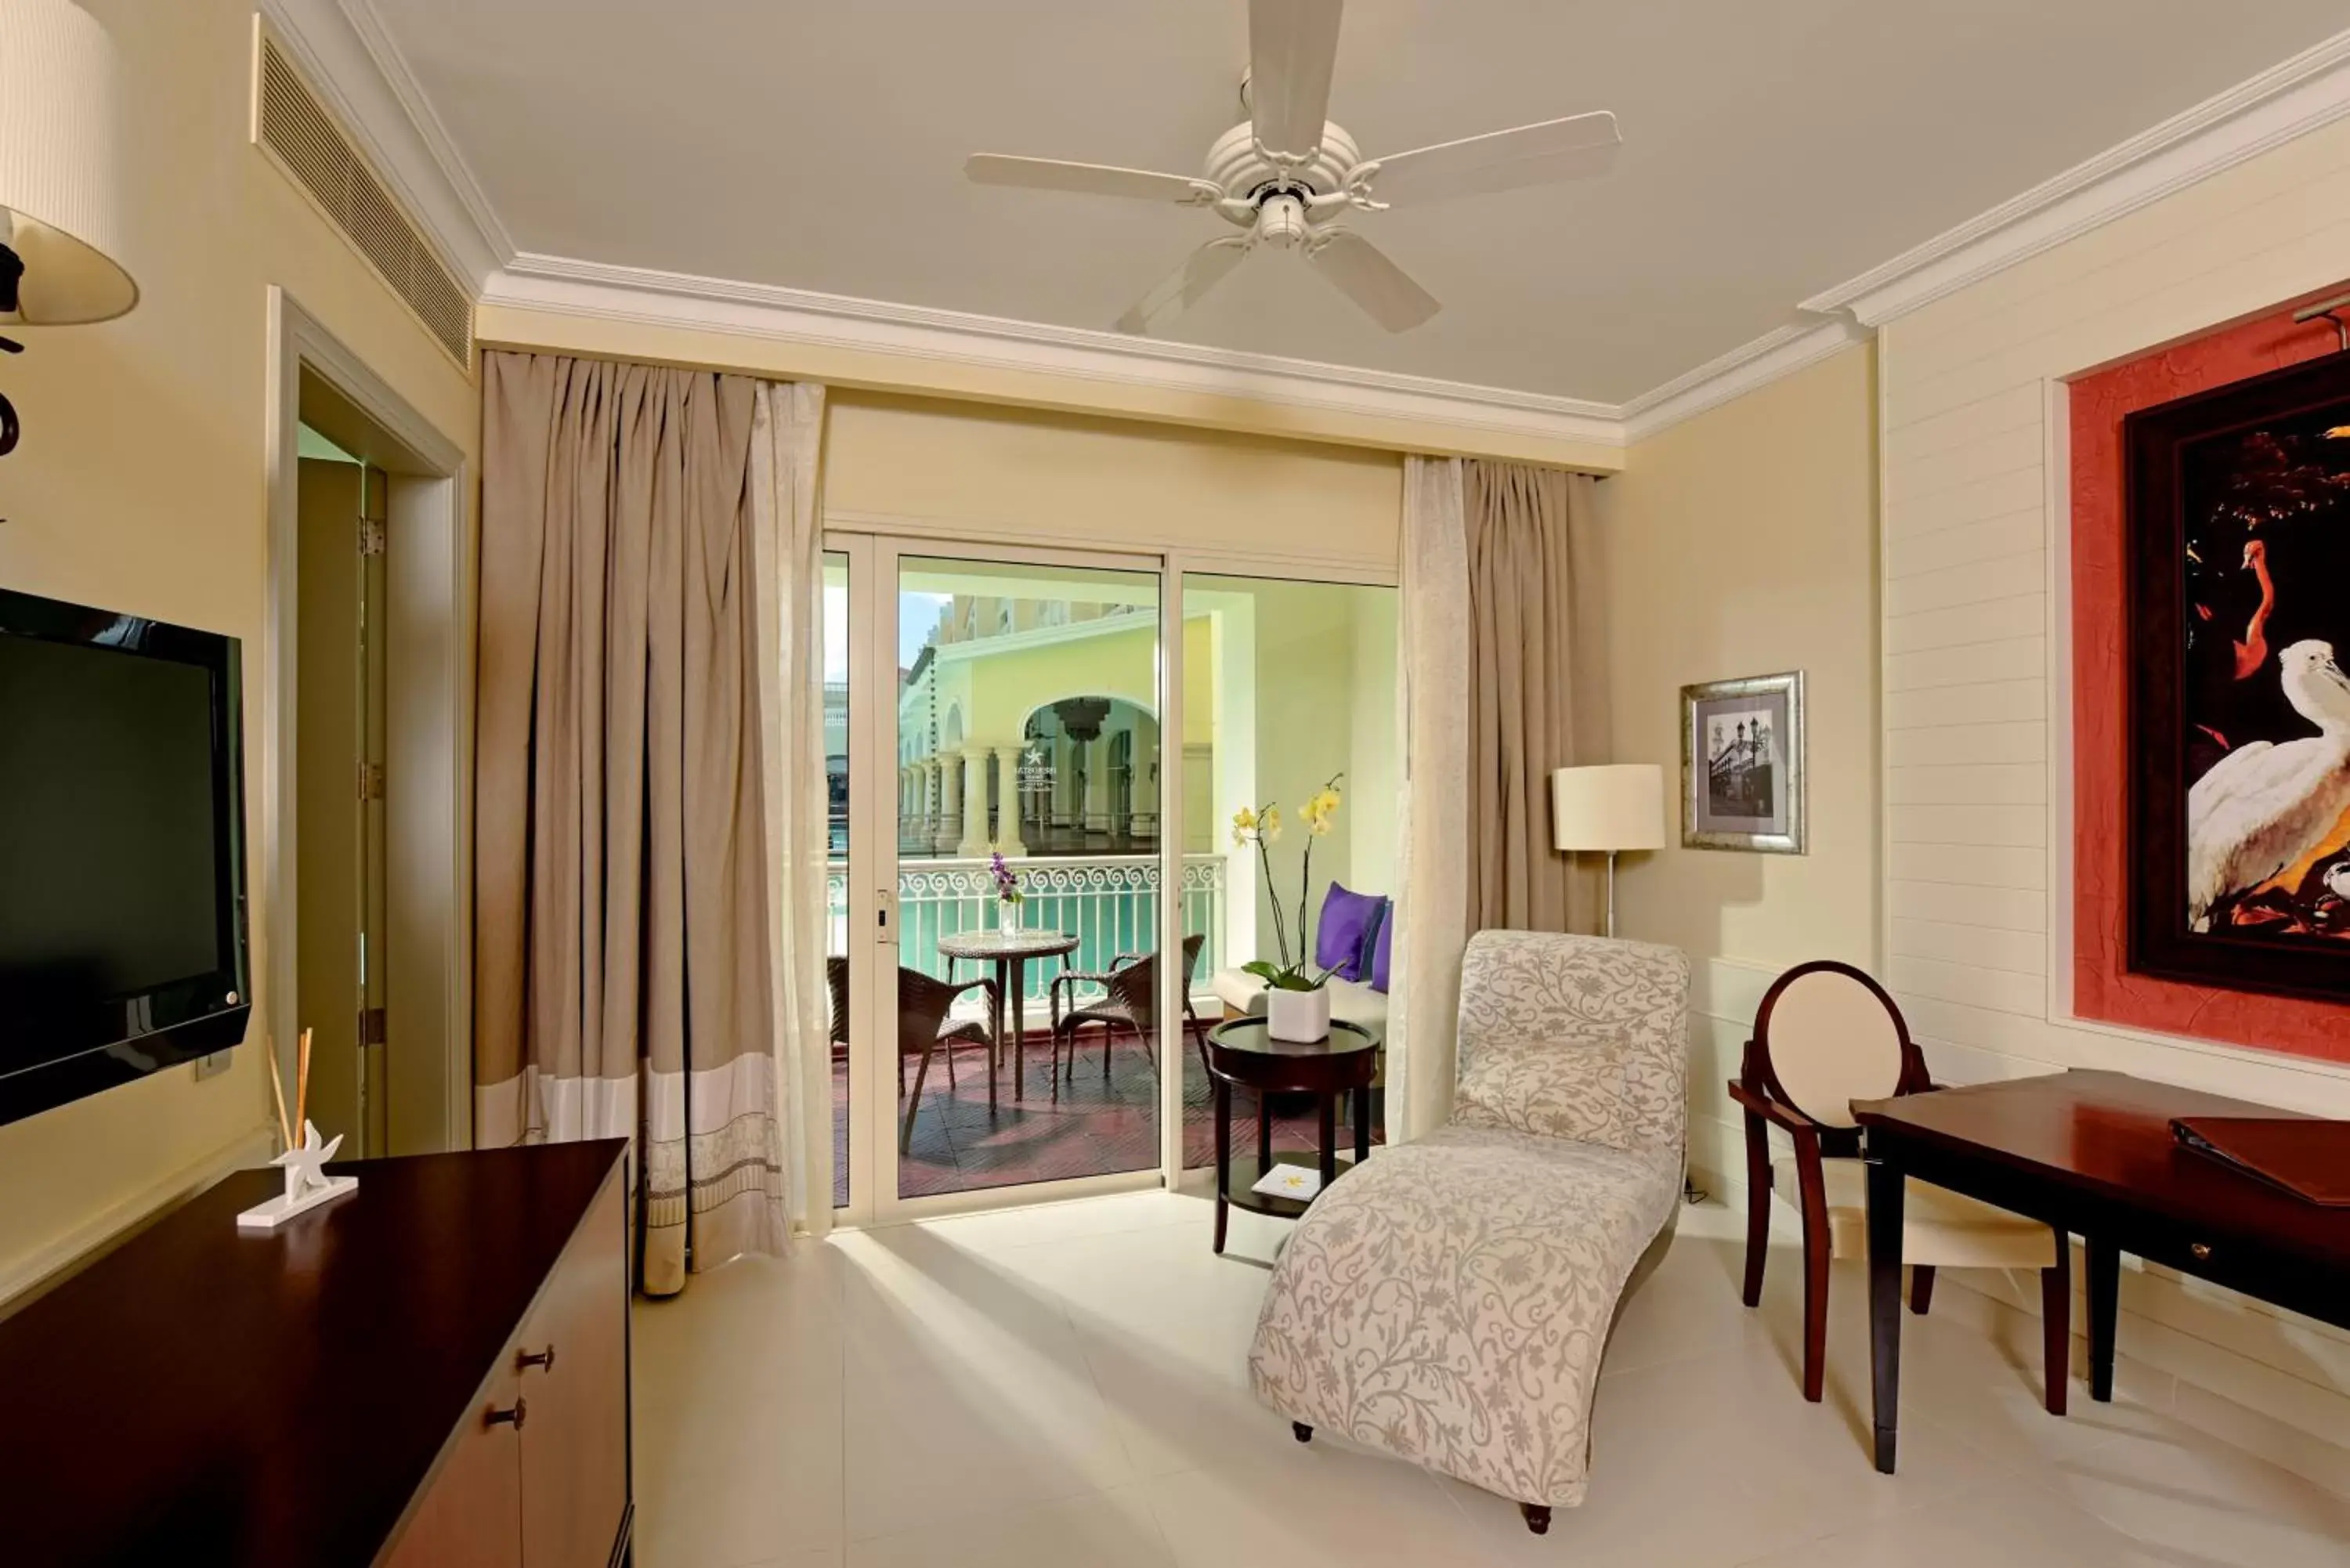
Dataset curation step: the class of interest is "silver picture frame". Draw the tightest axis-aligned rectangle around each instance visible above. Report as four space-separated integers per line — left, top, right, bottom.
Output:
1680 670 1806 854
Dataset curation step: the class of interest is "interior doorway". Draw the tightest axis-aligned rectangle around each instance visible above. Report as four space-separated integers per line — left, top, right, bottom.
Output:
292 428 387 1151
269 291 472 1158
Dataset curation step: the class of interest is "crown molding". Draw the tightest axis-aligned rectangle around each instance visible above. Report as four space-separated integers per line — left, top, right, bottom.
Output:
483 252 1629 453
1802 27 2350 327
334 0 519 269
1620 317 1871 443
255 0 510 288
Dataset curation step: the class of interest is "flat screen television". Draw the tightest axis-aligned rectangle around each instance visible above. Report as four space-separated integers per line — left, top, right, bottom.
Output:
0 587 251 1127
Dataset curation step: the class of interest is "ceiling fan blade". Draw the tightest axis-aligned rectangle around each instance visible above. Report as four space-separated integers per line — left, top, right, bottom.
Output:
1305 228 1438 333
1249 0 1343 164
1357 110 1620 207
1115 237 1252 336
965 154 1221 205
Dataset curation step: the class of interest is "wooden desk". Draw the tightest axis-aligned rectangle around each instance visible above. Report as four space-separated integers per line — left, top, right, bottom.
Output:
0 1141 631 1567
1852 1070 2350 1475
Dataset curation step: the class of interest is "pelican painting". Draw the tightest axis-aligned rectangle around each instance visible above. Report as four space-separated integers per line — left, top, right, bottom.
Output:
2186 640 2350 930
2129 349 2350 999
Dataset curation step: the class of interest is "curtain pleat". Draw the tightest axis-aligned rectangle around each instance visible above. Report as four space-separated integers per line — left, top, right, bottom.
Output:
475 350 804 1294
1462 460 1610 937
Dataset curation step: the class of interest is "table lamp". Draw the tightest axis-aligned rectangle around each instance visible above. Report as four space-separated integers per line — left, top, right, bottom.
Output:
0 0 139 457
1551 764 1665 938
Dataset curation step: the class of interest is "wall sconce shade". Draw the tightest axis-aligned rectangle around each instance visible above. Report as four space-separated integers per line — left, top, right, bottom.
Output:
0 0 138 326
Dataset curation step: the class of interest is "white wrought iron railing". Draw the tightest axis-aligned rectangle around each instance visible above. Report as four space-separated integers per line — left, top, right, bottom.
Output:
825 854 1225 1006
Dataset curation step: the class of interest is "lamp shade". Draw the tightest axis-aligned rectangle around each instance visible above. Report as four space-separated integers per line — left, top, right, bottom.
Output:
0 0 136 325
1551 764 1665 852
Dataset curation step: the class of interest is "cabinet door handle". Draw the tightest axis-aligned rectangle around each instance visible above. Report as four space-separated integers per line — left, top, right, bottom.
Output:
517 1344 557 1373
485 1396 528 1432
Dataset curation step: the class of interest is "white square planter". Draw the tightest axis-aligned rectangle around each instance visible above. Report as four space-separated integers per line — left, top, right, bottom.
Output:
1264 985 1332 1043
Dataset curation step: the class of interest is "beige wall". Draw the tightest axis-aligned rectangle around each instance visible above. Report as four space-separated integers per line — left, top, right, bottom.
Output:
824 392 1404 575
1599 342 1882 1189
0 2 478 1299
1876 110 2350 1468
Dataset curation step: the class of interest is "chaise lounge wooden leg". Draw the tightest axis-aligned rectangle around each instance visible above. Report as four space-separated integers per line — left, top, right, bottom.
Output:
1292 1422 1312 1443
1520 1504 1551 1535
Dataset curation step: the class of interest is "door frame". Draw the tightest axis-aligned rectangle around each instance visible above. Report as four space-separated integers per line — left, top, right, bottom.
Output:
264 287 473 1156
823 529 1187 1229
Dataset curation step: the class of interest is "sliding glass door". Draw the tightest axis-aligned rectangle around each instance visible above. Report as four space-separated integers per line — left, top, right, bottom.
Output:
822 537 1397 1223
1177 573 1400 1174
830 537 1191 1221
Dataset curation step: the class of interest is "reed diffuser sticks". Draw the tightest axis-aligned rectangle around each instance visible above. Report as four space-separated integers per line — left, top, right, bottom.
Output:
266 1028 313 1151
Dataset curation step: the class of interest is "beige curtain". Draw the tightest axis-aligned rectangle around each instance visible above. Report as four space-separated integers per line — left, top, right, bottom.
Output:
749 381 832 1238
1387 454 1470 1144
475 350 799 1294
1462 459 1610 935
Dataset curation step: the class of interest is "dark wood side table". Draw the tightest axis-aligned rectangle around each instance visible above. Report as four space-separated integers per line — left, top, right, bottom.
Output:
1852 1068 2350 1476
938 927 1079 1102
1203 1016 1379 1254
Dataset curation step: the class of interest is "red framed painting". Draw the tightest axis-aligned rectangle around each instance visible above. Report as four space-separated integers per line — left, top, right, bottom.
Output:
2127 349 2350 1002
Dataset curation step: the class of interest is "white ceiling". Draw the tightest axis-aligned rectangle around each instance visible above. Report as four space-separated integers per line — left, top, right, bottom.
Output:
371 1 2348 404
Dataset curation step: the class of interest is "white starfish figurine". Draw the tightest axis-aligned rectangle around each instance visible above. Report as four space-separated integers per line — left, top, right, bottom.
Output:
273 1120 345 1204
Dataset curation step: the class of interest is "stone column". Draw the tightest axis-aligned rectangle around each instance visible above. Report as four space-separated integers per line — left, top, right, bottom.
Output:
1085 734 1113 840
933 756 957 854
957 748 993 857
991 746 1029 856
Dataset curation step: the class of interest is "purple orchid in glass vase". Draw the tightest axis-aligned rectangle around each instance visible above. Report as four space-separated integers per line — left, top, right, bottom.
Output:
988 849 1025 932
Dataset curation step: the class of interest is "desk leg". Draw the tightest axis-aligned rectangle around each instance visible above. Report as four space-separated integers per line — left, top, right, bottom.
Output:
1213 1076 1231 1255
1353 1086 1370 1165
1865 1152 1905 1475
1318 1095 1337 1192
2086 1237 2119 1403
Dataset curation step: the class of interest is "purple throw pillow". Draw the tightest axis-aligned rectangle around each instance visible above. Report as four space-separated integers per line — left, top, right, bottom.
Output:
1370 901 1394 992
1315 883 1383 981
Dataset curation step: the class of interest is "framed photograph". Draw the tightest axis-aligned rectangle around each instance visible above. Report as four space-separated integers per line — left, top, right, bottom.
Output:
2128 350 2350 1002
1680 671 1805 854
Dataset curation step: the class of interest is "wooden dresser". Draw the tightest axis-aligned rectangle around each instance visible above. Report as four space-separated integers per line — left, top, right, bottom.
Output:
0 1140 632 1567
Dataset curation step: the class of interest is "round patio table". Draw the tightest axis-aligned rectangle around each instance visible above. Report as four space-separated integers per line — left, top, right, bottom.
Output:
936 927 1079 1106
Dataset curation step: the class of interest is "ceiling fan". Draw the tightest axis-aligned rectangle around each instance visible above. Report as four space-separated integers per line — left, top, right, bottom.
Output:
964 0 1619 336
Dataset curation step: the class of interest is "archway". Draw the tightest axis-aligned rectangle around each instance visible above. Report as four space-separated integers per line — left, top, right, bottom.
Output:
1018 695 1159 855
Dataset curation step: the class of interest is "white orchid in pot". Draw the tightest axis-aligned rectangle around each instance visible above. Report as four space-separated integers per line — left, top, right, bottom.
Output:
1233 774 1344 1042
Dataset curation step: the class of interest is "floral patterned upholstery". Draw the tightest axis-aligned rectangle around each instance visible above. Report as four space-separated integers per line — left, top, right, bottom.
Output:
1248 930 1690 1511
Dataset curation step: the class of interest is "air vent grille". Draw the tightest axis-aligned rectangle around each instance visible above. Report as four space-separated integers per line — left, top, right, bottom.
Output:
255 31 472 370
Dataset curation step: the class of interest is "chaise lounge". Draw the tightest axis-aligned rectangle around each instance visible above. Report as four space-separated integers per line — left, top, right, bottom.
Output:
1247 929 1690 1534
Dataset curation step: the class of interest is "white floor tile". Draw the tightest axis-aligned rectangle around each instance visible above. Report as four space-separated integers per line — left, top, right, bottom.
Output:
627 1188 2350 1568
845 1485 1173 1568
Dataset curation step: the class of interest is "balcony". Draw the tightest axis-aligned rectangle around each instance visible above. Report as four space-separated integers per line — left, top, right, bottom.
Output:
825 852 1225 1004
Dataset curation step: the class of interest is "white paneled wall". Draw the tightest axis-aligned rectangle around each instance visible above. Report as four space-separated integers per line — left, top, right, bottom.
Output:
1878 109 2350 1453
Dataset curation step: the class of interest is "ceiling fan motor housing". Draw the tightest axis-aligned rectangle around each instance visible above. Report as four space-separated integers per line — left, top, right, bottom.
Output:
1205 120 1360 231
